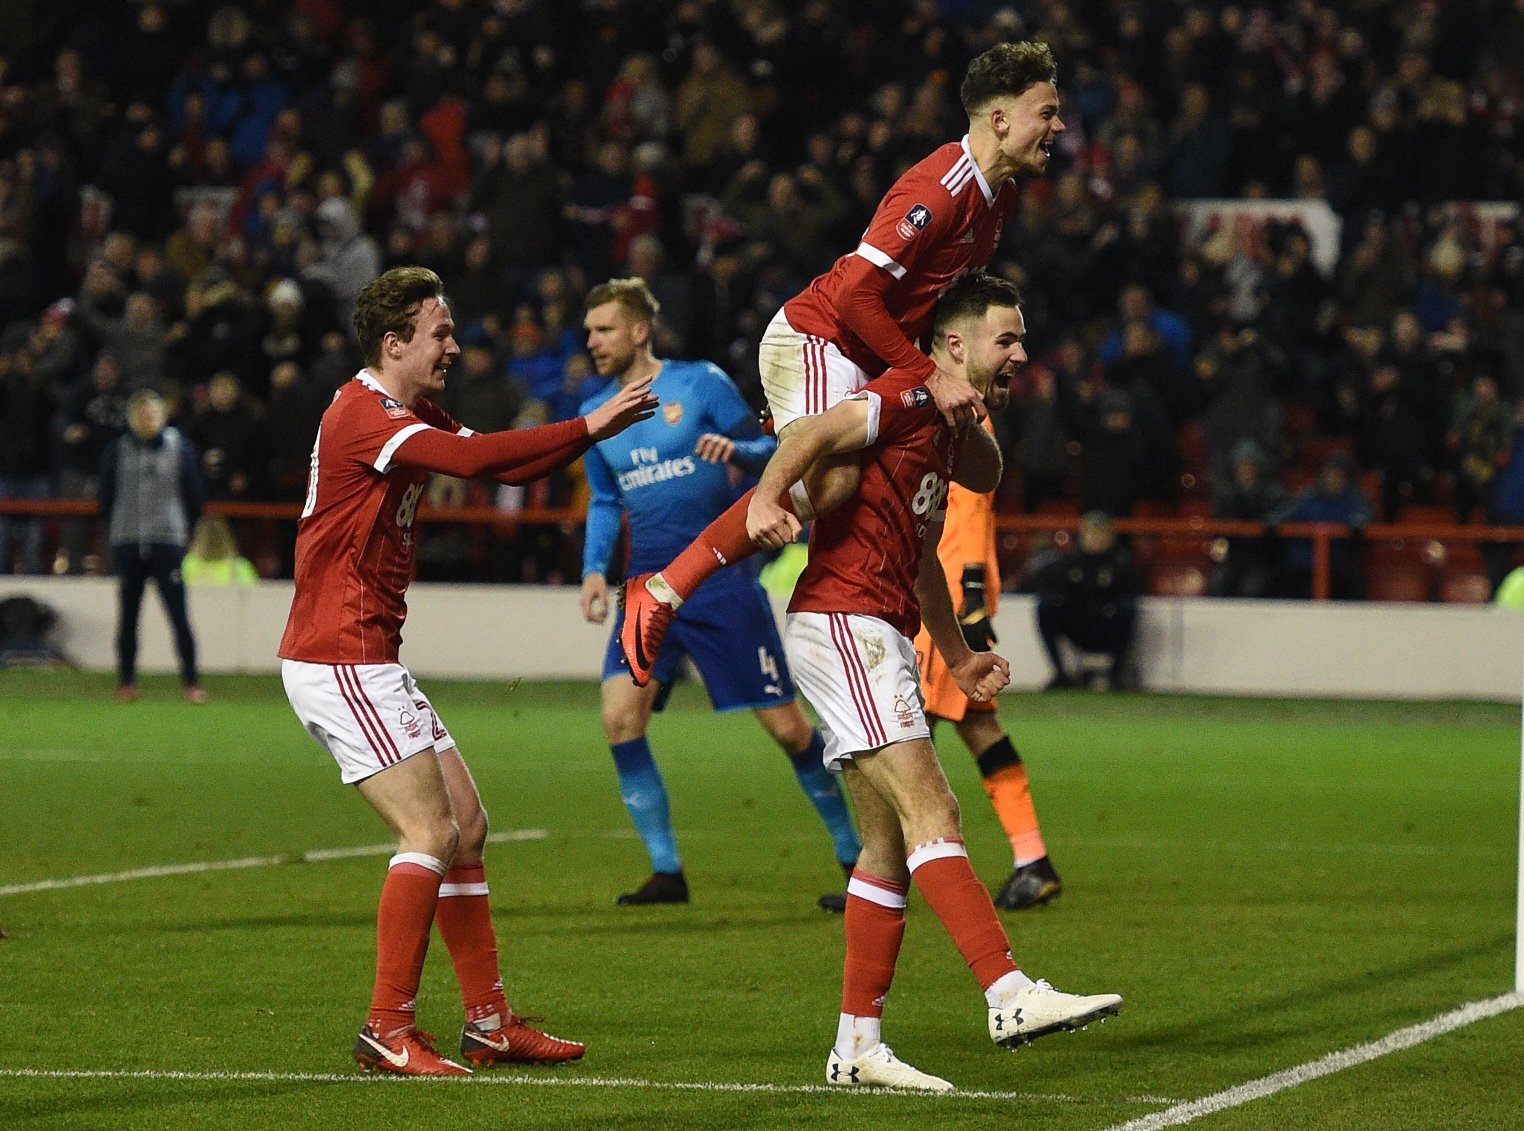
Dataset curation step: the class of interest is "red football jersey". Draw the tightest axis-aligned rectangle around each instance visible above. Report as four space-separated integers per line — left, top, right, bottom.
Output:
788 370 963 638
783 136 1017 379
278 371 468 664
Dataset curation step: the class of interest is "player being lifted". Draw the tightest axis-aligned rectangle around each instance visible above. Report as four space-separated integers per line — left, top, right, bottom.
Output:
278 266 657 1075
750 271 1120 1090
620 41 1064 683
577 278 860 909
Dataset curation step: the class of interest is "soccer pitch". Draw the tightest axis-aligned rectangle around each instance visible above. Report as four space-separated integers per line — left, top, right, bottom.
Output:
2 670 1520 1130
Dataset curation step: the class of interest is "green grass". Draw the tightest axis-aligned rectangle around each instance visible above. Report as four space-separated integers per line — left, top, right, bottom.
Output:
1 670 1520 1129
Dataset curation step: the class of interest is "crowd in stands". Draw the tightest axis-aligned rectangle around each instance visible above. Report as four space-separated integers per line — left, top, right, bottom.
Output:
0 0 1521 593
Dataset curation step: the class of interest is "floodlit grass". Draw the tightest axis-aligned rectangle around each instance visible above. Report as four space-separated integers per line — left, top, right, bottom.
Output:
1 670 1520 1129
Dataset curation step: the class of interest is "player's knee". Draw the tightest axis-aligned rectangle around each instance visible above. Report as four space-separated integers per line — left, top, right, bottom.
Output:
457 805 488 856
602 705 645 744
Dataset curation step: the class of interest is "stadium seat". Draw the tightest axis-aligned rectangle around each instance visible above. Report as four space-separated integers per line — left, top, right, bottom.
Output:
1438 568 1492 604
1365 563 1432 602
1149 555 1210 597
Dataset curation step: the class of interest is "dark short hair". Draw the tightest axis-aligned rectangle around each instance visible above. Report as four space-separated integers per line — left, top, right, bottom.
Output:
960 41 1059 115
932 271 1023 337
353 266 446 367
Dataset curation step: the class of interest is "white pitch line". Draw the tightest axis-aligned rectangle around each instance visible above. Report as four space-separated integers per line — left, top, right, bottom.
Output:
0 829 549 896
1105 992 1524 1131
0 1067 1178 1106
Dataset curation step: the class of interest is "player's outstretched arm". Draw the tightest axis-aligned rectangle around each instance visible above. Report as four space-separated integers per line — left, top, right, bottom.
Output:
914 516 1009 702
747 398 872 548
952 420 1002 493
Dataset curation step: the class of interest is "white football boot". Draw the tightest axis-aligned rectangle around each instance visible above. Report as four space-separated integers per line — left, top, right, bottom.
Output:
988 979 1122 1048
825 1042 954 1091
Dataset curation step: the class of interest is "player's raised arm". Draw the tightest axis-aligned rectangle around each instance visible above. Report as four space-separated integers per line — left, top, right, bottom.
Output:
747 397 873 548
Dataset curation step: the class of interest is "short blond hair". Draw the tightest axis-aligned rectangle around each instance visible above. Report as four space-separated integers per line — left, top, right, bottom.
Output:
584 277 660 323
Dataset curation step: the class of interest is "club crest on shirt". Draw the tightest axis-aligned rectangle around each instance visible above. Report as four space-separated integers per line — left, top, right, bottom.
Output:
897 204 932 241
662 402 683 425
900 386 931 409
379 396 411 420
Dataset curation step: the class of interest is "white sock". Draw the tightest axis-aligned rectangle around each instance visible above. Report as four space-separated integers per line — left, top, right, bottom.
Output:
833 1012 881 1059
985 969 1036 1008
648 572 683 608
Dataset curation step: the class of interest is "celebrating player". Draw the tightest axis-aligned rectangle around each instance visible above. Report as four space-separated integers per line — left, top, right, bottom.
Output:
620 40 1065 685
913 454 1063 911
277 266 657 1076
579 278 860 908
751 272 1120 1091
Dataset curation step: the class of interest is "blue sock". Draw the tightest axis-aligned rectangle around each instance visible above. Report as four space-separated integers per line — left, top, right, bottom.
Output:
611 738 681 874
788 730 861 866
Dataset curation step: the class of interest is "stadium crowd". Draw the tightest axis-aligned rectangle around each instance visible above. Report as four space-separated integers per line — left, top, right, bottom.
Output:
0 0 1521 591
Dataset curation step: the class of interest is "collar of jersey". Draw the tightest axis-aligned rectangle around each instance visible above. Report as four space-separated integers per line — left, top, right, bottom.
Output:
959 135 996 205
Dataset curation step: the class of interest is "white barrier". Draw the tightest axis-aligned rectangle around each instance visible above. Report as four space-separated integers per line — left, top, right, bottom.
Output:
6 577 1520 702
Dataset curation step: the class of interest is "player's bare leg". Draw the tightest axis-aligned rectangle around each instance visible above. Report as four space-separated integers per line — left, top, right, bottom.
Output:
434 745 585 1065
826 760 952 1091
851 738 1121 1050
351 750 471 1075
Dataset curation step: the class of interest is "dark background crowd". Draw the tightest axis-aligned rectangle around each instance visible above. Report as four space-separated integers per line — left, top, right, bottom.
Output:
0 0 1521 594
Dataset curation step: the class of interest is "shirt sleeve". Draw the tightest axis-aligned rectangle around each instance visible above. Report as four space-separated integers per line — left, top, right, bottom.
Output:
832 255 938 380
705 364 776 474
581 443 623 578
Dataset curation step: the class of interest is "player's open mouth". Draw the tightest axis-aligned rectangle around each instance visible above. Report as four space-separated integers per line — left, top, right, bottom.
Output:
1039 139 1053 156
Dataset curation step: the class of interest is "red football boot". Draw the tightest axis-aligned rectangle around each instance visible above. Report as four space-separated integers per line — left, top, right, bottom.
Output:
618 573 675 687
353 1025 472 1076
460 1013 586 1066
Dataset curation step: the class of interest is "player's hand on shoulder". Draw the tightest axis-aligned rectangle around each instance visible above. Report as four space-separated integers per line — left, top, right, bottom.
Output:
586 376 659 439
694 432 737 463
747 493 802 549
580 573 609 623
926 364 986 428
952 650 1010 702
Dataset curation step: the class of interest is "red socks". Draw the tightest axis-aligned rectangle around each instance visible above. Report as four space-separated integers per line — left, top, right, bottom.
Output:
841 870 908 1017
368 853 445 1035
434 863 508 1025
906 838 1019 990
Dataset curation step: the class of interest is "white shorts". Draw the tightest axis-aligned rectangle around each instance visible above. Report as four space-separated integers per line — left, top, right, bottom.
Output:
783 611 929 771
281 659 454 784
759 308 871 433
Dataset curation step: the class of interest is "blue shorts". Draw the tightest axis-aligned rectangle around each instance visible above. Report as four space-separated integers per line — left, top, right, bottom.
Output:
602 581 796 712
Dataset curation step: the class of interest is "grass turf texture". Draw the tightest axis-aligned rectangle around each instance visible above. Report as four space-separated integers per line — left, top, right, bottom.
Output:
1 670 1520 1130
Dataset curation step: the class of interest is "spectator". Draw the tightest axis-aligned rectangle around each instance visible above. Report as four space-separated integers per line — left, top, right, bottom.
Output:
1004 362 1072 512
468 131 563 298
674 39 751 168
263 360 327 502
1209 439 1287 598
98 389 206 702
187 370 266 502
1448 373 1513 523
0 326 56 574
182 513 259 586
303 195 382 325
1270 451 1374 600
1022 511 1143 691
53 349 128 574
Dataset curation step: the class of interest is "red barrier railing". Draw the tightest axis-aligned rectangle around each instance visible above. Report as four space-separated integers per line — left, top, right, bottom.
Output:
4 497 1521 600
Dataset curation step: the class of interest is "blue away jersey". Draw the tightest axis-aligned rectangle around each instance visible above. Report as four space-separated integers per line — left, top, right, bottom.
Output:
581 360 774 580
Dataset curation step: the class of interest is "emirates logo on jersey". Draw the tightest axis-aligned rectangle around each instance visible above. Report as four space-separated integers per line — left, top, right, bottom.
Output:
897 203 932 241
662 402 683 425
